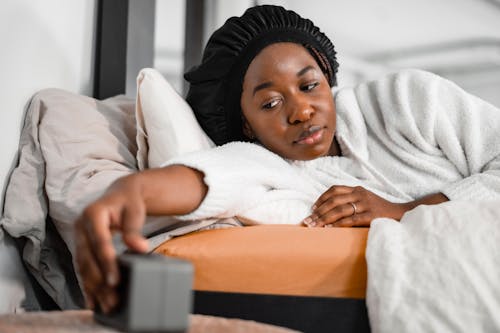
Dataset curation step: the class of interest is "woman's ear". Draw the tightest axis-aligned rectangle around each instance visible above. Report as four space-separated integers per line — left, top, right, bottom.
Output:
242 117 255 140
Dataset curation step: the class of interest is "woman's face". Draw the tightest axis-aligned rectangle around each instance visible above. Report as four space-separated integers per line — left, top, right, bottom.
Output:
240 42 338 161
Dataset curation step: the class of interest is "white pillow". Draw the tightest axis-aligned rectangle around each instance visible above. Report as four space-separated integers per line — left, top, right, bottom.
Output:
135 68 214 169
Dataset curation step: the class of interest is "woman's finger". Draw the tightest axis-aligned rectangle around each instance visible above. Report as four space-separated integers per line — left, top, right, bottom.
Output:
328 211 373 227
313 201 363 227
302 186 356 226
84 206 119 288
312 185 354 210
75 221 102 309
312 192 358 220
79 248 105 298
121 204 149 253
95 285 119 314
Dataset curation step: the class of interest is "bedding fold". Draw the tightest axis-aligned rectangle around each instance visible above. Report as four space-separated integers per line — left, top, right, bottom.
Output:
0 88 231 310
366 200 500 332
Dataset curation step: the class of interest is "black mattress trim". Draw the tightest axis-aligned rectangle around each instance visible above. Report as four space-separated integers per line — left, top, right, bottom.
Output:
193 290 370 333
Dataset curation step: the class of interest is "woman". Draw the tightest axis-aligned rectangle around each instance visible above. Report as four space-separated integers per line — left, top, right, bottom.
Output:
75 5 500 312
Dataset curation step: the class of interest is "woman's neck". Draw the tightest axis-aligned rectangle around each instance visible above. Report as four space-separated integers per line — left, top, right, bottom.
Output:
328 136 341 157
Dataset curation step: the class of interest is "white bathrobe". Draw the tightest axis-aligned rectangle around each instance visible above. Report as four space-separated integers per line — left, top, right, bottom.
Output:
164 69 500 224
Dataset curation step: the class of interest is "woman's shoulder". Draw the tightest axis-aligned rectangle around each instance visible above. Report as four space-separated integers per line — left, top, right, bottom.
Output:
335 69 444 94
381 68 447 88
335 68 456 109
216 141 275 156
206 141 292 166
385 68 438 80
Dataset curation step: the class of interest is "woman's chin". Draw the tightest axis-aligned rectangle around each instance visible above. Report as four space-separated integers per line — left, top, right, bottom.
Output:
285 145 332 161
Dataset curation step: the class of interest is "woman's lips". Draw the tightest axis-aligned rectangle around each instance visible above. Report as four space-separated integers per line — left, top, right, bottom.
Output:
295 126 325 145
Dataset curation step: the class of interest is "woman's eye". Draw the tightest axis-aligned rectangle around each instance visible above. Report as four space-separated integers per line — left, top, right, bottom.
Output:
262 99 280 110
301 82 319 92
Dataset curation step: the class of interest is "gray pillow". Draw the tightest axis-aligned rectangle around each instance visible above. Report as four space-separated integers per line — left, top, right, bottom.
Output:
0 89 137 309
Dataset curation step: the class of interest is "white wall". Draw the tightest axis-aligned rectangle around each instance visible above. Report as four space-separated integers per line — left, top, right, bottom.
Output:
156 0 500 106
260 0 500 106
154 0 253 93
0 0 96 211
0 0 96 313
281 0 500 56
154 0 186 93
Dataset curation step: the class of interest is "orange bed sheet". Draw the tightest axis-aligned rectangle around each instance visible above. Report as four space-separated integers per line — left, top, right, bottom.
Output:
154 225 368 299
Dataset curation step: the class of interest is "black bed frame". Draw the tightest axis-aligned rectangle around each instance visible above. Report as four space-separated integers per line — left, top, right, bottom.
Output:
93 0 205 99
92 1 370 332
194 291 369 332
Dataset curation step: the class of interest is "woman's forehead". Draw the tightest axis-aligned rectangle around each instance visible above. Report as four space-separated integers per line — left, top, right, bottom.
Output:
244 43 320 82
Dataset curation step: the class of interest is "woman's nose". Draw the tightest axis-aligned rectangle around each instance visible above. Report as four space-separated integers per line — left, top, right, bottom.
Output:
288 98 314 124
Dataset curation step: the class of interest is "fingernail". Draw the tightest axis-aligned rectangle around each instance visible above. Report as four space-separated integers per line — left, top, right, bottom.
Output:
107 273 117 287
303 217 312 225
312 205 317 210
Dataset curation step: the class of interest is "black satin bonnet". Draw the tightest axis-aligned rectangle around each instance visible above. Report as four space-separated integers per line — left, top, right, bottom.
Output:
184 5 339 146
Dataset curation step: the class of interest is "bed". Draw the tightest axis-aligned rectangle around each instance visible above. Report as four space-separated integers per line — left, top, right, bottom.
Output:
2 65 500 332
155 225 370 332
0 69 372 332
1 2 500 332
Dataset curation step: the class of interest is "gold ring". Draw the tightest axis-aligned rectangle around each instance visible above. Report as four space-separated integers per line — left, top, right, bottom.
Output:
350 202 357 215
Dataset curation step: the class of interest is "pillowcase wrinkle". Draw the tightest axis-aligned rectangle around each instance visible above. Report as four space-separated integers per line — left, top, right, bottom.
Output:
39 91 138 254
0 88 137 310
1 69 220 310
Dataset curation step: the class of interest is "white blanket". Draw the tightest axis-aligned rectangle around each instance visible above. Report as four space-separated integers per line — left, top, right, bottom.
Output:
366 200 500 332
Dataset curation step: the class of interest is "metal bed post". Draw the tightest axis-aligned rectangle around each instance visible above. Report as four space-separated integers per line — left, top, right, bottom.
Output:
93 0 155 100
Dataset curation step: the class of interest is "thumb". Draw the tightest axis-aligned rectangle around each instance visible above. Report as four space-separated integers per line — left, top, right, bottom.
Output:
123 232 149 253
121 205 149 253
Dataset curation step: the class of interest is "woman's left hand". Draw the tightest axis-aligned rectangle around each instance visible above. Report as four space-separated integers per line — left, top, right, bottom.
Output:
301 185 407 228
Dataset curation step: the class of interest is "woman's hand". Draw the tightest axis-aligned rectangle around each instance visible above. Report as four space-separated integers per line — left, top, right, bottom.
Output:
301 185 406 228
74 174 149 313
302 185 449 228
74 165 208 313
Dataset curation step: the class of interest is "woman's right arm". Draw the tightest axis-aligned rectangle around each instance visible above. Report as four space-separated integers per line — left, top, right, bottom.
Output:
74 165 207 313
